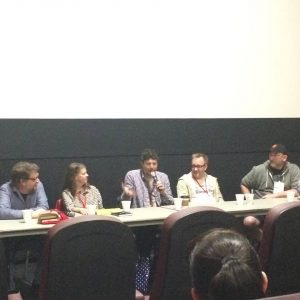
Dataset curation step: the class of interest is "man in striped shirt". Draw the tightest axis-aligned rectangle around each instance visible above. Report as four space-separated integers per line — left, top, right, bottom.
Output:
120 148 174 293
121 148 174 208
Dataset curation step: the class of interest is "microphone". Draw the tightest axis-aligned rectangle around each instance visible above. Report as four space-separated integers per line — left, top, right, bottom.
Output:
151 171 158 183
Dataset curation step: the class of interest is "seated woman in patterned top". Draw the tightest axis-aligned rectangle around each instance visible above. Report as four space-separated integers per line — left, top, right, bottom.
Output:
62 162 103 215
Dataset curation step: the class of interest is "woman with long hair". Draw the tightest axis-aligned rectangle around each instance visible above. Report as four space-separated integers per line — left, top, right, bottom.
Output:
190 229 268 300
62 162 103 214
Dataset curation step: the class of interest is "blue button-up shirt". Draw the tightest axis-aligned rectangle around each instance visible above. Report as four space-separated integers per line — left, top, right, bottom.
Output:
0 181 49 219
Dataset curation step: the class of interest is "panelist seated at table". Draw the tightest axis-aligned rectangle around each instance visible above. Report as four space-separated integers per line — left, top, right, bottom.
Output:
0 161 49 220
190 229 268 300
241 144 300 200
241 144 300 243
62 162 103 215
121 148 174 208
0 161 49 296
120 148 173 293
177 152 223 203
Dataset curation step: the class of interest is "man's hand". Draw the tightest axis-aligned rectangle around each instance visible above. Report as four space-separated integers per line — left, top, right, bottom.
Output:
155 180 165 194
122 183 135 197
79 208 88 215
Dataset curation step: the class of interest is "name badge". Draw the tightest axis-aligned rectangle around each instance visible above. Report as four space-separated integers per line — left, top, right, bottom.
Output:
273 181 284 193
190 193 213 206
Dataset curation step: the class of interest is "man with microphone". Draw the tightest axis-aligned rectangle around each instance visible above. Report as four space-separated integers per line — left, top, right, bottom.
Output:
120 148 173 294
121 148 174 207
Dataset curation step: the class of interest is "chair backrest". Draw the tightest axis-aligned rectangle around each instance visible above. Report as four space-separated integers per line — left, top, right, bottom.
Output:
54 198 63 211
38 215 137 300
149 206 245 300
256 293 300 300
0 240 8 300
259 201 300 296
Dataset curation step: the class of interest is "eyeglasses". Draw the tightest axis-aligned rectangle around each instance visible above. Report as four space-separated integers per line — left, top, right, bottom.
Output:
191 164 206 169
27 176 39 181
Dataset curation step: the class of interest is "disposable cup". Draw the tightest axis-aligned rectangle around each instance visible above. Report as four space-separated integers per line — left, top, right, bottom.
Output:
287 191 295 202
86 204 96 215
180 196 190 207
235 194 245 206
22 209 32 223
121 201 131 212
245 193 254 205
173 198 182 210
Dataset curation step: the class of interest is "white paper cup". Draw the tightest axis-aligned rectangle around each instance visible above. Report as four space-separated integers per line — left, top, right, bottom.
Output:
22 209 32 223
121 201 131 212
245 193 254 205
235 194 245 206
86 204 96 215
287 191 295 202
173 198 182 210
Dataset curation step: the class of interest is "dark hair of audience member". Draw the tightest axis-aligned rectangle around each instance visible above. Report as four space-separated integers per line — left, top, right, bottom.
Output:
190 229 267 300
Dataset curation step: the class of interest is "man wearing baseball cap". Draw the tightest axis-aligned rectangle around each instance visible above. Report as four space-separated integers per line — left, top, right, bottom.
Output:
241 144 300 246
241 144 300 199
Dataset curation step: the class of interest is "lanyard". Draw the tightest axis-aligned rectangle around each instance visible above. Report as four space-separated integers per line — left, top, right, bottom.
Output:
147 182 157 206
193 176 209 194
77 191 87 208
141 172 157 206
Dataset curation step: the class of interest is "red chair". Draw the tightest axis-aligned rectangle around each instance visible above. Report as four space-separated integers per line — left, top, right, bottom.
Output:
38 215 143 300
259 201 300 296
256 293 300 299
148 206 245 300
54 198 63 211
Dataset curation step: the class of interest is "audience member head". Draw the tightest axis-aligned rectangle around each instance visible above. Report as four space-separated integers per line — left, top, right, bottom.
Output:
63 162 89 195
268 144 288 170
140 148 159 176
191 153 209 179
11 161 40 193
190 229 268 300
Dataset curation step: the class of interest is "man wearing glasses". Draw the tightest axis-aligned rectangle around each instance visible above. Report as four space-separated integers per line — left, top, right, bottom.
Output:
177 152 223 201
241 144 300 199
0 161 49 219
0 162 49 296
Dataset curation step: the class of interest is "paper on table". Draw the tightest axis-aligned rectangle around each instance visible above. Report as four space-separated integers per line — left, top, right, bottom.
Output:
96 208 122 216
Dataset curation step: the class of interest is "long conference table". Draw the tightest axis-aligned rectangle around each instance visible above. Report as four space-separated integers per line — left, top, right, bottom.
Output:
0 198 295 238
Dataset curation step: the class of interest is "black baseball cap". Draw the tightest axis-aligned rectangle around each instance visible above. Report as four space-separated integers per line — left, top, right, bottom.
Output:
269 144 288 155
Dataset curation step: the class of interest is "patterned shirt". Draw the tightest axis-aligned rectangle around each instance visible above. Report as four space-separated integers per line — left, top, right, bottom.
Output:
62 185 103 211
121 169 174 208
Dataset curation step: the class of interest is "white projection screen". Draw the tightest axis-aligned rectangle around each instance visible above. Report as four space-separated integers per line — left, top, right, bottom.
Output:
1 0 300 118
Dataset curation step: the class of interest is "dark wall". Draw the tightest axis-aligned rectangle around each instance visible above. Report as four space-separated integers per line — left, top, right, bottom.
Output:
0 119 299 208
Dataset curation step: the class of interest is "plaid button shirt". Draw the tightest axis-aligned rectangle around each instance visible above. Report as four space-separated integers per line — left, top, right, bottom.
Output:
121 169 174 208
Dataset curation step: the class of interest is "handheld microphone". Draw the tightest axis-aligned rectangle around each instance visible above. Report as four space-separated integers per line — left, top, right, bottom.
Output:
151 171 158 183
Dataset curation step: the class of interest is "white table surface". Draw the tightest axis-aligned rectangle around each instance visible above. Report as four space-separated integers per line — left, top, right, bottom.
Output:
0 197 294 238
117 197 290 226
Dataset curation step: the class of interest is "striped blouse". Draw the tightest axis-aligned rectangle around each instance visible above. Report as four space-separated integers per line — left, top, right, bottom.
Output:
62 185 103 212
